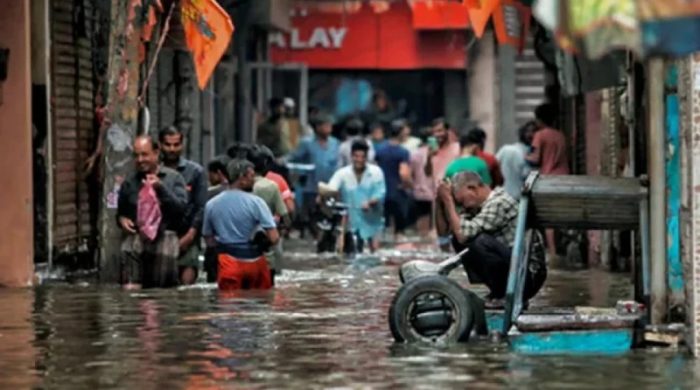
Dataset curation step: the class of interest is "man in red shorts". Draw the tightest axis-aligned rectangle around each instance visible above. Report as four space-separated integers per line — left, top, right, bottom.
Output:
203 159 280 290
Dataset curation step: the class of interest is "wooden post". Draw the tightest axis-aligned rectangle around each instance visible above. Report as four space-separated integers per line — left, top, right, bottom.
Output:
647 58 668 325
98 0 143 283
679 54 700 356
664 64 684 316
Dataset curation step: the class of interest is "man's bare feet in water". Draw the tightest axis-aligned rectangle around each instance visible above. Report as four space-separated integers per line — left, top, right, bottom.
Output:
123 283 142 290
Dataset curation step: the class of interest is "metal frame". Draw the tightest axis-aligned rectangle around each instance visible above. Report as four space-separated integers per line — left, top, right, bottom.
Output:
503 172 537 334
502 171 652 334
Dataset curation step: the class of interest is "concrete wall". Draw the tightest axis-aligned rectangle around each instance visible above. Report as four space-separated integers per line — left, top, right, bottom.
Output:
468 31 497 153
0 1 34 287
496 44 517 151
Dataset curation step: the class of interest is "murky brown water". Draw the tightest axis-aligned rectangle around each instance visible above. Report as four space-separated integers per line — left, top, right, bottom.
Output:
1 241 696 389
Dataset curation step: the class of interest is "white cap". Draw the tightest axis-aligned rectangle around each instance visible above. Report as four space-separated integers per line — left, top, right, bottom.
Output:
283 97 295 108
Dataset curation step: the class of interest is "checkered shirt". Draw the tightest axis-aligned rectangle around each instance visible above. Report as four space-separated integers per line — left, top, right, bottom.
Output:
459 187 519 247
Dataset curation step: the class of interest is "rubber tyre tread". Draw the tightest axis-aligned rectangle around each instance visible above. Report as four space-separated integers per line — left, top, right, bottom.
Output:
389 275 475 344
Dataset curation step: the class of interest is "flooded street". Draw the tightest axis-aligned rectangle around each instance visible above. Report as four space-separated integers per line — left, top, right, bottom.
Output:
1 240 697 389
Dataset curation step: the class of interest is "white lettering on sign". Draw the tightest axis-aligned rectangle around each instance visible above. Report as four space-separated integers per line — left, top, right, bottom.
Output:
270 27 348 50
328 27 348 48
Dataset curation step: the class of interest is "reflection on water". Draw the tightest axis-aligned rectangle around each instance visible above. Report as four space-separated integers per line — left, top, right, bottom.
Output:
0 241 696 389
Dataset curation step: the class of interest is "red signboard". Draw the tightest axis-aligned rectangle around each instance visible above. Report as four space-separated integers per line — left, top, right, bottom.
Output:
270 1 468 70
411 1 471 30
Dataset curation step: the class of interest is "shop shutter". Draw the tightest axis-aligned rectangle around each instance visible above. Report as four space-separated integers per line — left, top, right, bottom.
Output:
50 0 96 253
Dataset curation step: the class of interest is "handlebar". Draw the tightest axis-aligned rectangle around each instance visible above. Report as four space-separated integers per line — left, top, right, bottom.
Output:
286 163 316 174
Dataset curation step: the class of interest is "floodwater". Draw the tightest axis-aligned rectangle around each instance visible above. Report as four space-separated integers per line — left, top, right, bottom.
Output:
1 239 697 389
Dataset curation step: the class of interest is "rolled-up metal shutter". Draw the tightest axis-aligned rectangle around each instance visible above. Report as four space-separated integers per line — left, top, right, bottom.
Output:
50 0 95 254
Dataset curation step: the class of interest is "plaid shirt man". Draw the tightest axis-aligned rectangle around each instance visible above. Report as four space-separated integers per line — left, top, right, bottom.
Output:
459 187 518 247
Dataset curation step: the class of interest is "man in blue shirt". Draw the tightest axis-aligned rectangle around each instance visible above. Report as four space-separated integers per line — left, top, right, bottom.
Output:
375 119 413 241
496 121 536 200
288 113 340 238
203 159 279 290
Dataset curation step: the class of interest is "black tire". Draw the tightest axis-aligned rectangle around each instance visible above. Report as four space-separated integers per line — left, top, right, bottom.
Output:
389 275 475 344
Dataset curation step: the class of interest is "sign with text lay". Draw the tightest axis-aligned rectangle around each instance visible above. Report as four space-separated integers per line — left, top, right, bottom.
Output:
270 1 467 70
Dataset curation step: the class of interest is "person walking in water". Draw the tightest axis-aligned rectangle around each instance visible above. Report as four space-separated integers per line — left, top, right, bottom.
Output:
203 159 279 291
375 119 413 241
118 135 188 289
288 113 340 238
323 140 386 252
159 126 208 285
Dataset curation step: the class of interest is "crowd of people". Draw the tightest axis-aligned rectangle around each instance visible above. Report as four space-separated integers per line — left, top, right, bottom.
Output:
115 97 568 302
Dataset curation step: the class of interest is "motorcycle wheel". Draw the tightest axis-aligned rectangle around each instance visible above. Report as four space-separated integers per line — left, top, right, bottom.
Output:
388 275 476 344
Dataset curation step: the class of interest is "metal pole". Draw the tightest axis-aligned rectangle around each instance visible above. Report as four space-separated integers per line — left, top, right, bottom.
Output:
647 58 668 324
300 65 309 129
42 0 54 273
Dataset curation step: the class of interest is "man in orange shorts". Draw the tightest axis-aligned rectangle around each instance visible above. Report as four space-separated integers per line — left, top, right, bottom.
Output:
202 159 280 290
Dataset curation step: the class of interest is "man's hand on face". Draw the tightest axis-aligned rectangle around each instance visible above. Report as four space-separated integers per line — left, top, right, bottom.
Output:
437 181 453 202
143 174 161 188
119 217 137 234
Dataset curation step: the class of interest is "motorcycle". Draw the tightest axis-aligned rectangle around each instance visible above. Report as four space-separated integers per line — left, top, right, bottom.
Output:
315 195 363 255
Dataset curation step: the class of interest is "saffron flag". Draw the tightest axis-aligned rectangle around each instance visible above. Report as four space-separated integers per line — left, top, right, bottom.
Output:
467 0 500 38
181 0 234 89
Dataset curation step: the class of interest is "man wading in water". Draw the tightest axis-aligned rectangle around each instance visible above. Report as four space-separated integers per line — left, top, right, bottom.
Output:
203 159 280 290
159 126 208 285
118 135 188 289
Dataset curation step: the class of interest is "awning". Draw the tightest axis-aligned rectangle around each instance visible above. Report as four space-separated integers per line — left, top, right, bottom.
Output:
533 0 700 59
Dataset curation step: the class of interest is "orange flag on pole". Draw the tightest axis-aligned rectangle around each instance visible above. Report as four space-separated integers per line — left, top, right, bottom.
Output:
467 0 501 38
181 0 234 89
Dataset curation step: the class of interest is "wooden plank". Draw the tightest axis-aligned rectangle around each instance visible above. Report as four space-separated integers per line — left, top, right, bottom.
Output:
516 313 639 332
